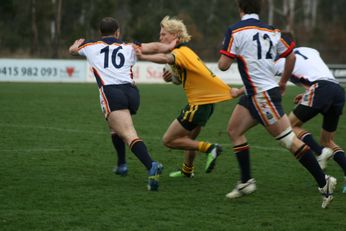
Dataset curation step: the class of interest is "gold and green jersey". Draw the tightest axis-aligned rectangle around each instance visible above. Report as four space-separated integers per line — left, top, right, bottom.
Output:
172 44 232 105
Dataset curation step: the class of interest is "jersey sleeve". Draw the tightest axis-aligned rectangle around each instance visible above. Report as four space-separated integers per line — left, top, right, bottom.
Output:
77 40 93 57
78 47 86 56
277 33 296 58
128 45 137 65
219 28 237 59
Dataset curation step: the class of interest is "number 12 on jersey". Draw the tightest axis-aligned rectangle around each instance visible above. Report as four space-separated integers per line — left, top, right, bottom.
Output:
252 32 273 60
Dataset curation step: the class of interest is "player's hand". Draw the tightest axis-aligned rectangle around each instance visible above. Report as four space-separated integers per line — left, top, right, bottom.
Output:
230 88 240 98
168 38 178 50
69 38 85 55
134 46 143 58
230 86 244 98
162 69 172 82
132 42 141 50
74 38 85 47
294 93 303 104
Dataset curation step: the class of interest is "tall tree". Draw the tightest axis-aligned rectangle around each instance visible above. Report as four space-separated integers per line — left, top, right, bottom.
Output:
51 0 62 58
303 0 319 31
30 0 38 56
274 0 296 31
267 0 274 25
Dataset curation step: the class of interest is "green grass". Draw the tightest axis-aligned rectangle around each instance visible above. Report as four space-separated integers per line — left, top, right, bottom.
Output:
0 83 345 231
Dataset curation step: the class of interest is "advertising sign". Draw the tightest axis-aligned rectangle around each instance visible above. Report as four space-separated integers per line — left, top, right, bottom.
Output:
0 59 87 82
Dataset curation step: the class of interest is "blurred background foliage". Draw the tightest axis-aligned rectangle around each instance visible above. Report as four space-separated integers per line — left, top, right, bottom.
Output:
0 0 345 63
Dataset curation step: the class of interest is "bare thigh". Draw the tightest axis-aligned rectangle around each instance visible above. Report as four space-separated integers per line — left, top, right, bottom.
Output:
162 119 203 150
265 114 291 137
107 109 138 145
163 119 192 141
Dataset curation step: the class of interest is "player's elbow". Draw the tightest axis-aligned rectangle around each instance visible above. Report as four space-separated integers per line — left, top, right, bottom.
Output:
218 62 230 71
218 56 232 71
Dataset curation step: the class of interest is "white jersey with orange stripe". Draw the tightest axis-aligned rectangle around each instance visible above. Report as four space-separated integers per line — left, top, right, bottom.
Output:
78 37 136 87
274 47 336 87
220 14 295 96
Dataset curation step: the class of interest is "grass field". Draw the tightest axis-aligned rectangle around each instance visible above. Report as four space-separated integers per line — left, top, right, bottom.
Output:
0 82 345 231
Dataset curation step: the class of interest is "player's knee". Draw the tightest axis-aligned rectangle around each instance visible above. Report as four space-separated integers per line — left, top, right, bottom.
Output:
228 128 246 145
276 127 295 149
162 134 173 148
228 127 239 140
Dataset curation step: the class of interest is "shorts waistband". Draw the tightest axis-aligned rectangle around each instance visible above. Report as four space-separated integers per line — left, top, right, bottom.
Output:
102 82 136 88
313 79 339 85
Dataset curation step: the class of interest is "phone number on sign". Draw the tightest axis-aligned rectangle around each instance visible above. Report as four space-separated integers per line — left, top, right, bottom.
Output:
0 66 58 77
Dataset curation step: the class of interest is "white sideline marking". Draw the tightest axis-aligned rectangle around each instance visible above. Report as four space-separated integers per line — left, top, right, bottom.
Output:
0 123 284 152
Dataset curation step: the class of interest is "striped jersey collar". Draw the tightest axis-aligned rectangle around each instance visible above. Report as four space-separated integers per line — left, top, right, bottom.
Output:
101 37 123 44
241 14 259 21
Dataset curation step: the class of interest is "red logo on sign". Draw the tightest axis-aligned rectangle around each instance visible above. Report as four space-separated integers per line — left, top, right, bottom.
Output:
66 67 75 77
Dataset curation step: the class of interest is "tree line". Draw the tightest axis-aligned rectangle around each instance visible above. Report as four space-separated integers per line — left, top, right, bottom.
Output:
0 0 345 63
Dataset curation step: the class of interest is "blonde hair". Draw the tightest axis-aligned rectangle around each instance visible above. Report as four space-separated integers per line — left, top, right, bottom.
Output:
160 16 191 43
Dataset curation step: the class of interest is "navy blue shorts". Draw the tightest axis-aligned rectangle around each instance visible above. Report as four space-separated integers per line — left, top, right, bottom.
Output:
99 84 140 117
293 80 345 132
238 87 285 126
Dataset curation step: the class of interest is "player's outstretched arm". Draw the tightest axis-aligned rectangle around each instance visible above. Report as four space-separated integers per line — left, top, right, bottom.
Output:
135 47 174 64
138 53 174 64
139 39 177 54
69 38 85 56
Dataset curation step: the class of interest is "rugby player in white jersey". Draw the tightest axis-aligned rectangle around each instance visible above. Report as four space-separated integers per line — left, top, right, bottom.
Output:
275 34 346 193
218 0 336 208
69 17 173 191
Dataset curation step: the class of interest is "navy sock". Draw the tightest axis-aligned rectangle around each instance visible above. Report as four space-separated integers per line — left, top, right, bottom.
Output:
299 132 323 155
233 143 251 183
111 134 126 166
295 145 326 188
130 139 153 170
333 150 346 176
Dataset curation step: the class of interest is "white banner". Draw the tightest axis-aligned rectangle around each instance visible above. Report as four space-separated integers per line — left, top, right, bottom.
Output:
0 58 87 82
86 61 242 84
0 59 345 85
